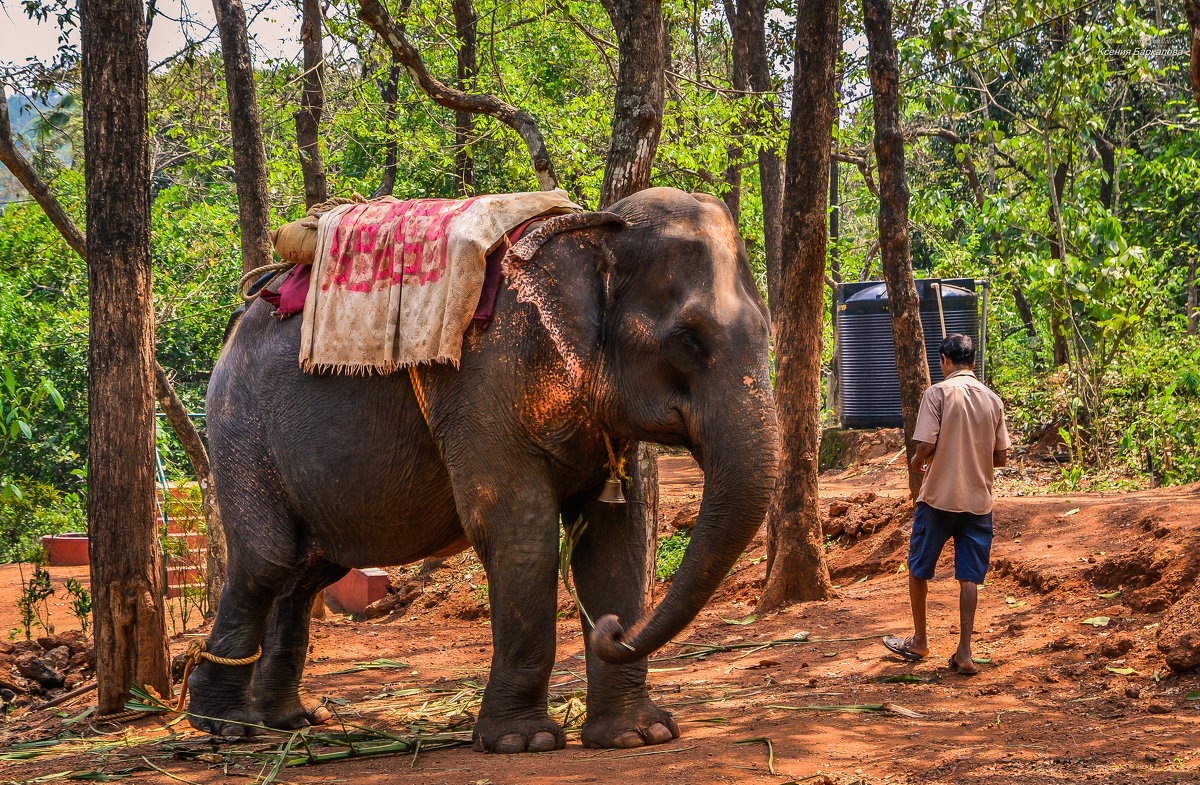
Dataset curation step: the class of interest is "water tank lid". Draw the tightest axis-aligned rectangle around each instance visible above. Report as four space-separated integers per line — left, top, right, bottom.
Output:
844 280 975 304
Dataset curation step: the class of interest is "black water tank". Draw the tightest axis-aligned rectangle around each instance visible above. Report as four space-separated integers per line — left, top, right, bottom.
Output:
837 278 980 429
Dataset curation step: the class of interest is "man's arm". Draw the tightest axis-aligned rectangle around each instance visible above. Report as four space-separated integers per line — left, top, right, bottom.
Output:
992 448 1008 468
910 441 936 499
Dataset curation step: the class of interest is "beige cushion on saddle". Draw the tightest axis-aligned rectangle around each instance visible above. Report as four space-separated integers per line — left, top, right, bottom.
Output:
269 216 320 265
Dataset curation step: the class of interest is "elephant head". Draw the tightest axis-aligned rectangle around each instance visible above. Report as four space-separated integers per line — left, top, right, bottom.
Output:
504 186 782 665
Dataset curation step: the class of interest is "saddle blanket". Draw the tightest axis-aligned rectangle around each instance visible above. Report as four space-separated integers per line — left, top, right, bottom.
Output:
294 189 579 374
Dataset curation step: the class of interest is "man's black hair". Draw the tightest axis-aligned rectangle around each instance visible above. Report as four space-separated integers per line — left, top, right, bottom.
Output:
940 333 975 367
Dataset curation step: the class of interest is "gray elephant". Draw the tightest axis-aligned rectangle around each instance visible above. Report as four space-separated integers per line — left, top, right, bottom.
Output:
190 186 780 752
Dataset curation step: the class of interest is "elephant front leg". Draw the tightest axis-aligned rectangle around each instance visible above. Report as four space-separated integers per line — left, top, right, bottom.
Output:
460 480 565 753
565 475 680 749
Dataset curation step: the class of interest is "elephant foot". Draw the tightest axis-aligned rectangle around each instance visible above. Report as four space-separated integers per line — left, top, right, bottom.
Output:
186 700 264 738
581 700 679 749
255 688 332 730
186 667 262 737
472 713 565 753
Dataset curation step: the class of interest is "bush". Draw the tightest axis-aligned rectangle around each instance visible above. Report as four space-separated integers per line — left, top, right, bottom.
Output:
0 479 85 562
656 531 690 580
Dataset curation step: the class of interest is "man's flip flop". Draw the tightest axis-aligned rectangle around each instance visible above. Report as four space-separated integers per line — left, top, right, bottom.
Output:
947 655 979 675
882 635 925 662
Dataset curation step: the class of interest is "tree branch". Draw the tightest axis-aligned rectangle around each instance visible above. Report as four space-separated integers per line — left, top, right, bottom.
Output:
0 85 87 259
357 0 556 190
907 127 984 207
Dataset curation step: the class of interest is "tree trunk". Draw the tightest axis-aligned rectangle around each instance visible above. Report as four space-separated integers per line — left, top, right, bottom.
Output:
724 0 783 308
758 0 838 611
1 84 229 621
865 0 929 501
452 0 478 197
295 0 328 209
595 0 665 612
1188 256 1197 337
1048 160 1070 366
598 0 665 207
1186 0 1200 112
80 0 172 713
1096 133 1115 211
372 62 402 198
213 0 273 274
153 363 225 612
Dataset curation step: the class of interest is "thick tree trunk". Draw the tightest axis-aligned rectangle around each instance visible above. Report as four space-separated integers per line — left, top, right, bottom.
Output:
865 0 929 501
595 0 665 611
359 0 556 190
80 0 172 713
153 363 225 611
213 0 273 274
372 62 402 198
758 0 838 611
1 83 228 620
598 0 665 207
1048 160 1070 366
452 0 478 197
295 0 328 209
724 0 783 307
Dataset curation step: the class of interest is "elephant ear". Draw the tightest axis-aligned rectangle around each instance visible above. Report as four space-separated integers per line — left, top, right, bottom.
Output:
503 211 627 385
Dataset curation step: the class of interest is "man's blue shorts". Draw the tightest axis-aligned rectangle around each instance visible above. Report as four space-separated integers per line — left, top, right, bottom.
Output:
907 502 993 584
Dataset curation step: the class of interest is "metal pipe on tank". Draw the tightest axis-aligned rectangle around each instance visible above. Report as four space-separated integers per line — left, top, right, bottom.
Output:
980 279 990 380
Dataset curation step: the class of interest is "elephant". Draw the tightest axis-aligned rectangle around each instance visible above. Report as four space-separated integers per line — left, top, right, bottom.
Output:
189 186 781 753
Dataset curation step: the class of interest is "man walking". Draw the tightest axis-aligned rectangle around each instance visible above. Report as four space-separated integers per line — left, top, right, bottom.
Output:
883 334 1010 674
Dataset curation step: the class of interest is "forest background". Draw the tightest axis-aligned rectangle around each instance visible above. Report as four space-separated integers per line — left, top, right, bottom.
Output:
1 0 1198 563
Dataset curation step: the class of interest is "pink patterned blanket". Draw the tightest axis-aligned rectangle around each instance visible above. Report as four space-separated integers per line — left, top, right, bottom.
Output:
298 190 578 374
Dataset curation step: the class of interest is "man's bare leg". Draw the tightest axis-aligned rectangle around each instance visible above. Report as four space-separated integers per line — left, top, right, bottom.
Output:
953 580 979 669
906 574 930 657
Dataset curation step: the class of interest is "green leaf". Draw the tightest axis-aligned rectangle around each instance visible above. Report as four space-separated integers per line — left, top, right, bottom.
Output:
18 420 32 440
1185 691 1200 701
721 615 757 625
1106 666 1139 676
1098 591 1121 599
1081 617 1110 627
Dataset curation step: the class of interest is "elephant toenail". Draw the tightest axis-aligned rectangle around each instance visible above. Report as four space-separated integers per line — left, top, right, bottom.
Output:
528 731 558 751
646 723 675 744
493 733 526 754
309 706 332 724
611 730 645 749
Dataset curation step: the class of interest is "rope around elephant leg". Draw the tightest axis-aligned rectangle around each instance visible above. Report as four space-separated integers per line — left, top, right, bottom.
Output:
174 640 263 712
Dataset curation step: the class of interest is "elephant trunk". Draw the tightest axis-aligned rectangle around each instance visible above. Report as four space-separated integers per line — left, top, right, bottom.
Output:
591 389 780 664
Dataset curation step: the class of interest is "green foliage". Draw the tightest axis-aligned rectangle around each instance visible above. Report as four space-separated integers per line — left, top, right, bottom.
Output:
656 530 690 580
0 479 83 563
64 576 91 633
14 564 55 640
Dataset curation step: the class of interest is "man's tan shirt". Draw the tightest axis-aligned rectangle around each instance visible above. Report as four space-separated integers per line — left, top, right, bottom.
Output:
913 370 1011 515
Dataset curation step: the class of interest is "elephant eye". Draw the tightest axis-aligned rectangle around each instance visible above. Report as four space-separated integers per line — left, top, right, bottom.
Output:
665 326 710 371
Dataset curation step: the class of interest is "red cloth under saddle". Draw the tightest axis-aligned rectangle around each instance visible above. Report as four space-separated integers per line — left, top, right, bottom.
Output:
261 216 542 327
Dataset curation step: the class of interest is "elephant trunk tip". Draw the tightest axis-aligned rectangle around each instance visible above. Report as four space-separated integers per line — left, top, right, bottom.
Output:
590 614 641 664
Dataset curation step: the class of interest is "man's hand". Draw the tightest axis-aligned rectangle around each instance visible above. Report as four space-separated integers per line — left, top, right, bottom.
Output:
992 448 1008 468
909 441 936 501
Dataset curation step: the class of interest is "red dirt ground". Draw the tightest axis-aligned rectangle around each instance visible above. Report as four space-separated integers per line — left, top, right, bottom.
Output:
2 452 1199 784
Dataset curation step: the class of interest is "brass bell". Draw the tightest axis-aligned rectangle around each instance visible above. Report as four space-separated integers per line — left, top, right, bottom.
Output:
599 475 626 504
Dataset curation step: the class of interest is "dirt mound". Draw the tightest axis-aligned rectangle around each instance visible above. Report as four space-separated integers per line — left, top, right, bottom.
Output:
0 629 94 711
818 427 904 471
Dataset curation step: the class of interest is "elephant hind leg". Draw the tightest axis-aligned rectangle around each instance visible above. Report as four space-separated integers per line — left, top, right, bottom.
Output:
252 558 348 730
186 556 292 737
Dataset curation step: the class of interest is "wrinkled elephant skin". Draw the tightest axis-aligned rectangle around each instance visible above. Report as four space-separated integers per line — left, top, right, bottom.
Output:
191 187 781 753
